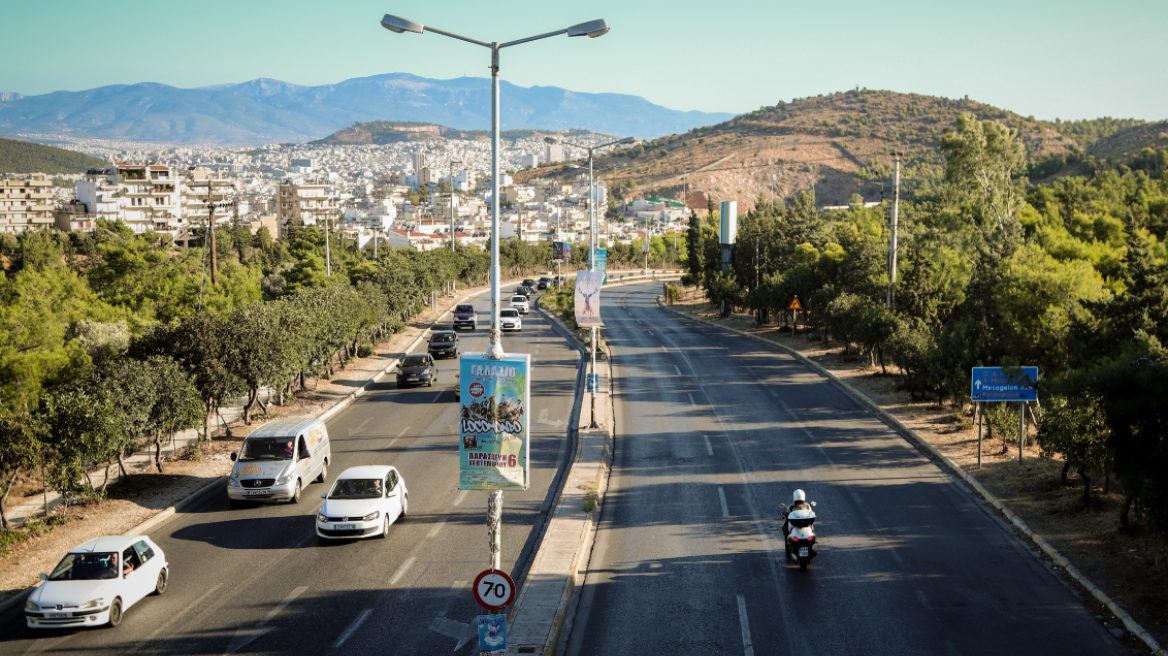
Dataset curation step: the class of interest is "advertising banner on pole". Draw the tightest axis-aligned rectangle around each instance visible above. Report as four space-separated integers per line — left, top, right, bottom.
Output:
553 241 571 262
476 615 507 655
459 353 531 491
595 248 608 283
574 271 604 327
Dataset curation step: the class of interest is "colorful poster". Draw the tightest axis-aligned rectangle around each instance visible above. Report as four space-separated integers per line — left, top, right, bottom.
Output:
574 271 604 327
553 241 571 262
459 353 531 491
476 615 507 655
594 248 608 283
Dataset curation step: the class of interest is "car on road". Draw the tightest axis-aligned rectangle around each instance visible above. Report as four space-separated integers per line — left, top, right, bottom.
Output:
509 295 530 315
452 303 478 330
537 277 550 290
26 536 168 629
397 353 437 388
317 466 408 541
522 278 536 288
228 418 331 507
500 308 522 332
427 330 460 359
513 285 532 299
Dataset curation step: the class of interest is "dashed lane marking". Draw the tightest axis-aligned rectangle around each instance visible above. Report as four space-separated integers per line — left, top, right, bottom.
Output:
427 520 447 539
737 594 755 656
719 487 730 517
704 435 714 456
332 608 372 649
390 557 417 586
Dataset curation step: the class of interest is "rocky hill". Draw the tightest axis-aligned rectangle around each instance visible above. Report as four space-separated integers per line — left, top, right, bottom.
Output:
518 89 1083 209
310 121 607 145
1088 120 1168 164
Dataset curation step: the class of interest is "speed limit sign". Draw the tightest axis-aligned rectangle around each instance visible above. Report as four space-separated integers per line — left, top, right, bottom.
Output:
473 569 516 611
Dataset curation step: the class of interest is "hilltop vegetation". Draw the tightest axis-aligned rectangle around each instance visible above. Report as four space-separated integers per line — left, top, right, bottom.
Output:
1043 117 1147 150
313 121 611 145
0 138 105 174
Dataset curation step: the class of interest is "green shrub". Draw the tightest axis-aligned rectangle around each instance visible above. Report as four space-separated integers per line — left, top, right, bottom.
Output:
357 344 374 358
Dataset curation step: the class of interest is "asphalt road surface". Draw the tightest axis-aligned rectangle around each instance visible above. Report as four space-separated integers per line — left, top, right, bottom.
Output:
564 283 1128 656
0 289 579 656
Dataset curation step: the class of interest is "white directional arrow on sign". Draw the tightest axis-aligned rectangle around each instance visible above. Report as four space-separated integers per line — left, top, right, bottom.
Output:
975 380 982 390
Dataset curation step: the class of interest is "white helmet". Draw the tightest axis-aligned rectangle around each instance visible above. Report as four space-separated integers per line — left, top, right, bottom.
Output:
792 489 806 503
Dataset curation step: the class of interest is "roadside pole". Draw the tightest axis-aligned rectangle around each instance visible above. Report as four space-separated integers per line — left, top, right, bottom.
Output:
976 402 983 469
1019 401 1025 463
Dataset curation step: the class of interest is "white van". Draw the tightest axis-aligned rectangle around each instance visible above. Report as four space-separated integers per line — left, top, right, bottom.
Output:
228 418 331 506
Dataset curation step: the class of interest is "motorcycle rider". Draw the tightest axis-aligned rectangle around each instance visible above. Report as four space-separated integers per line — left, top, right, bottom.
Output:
783 489 811 537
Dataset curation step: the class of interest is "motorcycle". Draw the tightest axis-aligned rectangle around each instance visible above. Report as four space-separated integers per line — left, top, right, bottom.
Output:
780 501 817 571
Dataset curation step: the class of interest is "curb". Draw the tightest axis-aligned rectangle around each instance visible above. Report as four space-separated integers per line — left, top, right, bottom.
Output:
658 298 1166 656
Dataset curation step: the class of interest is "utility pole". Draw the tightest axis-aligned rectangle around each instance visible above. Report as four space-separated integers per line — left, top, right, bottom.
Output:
887 152 901 310
449 159 462 252
325 209 332 277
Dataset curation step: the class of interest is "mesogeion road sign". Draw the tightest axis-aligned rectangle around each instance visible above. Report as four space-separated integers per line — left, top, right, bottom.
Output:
971 366 1038 402
473 569 516 611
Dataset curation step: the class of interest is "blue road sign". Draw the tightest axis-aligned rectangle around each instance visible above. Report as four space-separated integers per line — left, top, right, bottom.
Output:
587 373 599 391
971 367 1038 402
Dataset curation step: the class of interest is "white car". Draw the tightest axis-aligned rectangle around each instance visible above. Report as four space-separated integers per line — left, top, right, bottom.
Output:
317 466 408 541
509 295 530 315
500 308 522 332
26 536 168 629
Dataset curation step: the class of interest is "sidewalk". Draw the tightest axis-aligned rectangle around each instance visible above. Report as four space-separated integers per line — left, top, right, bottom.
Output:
506 329 613 655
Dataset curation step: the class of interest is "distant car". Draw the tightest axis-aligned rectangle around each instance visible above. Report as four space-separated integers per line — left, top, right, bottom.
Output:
397 353 436 388
513 286 531 299
452 303 478 330
509 295 530 315
537 277 550 290
522 278 536 288
500 308 523 332
316 466 408 541
26 536 168 629
427 330 460 359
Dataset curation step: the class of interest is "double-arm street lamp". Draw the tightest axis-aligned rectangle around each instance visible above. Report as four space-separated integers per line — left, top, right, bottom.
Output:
380 12 611 574
549 136 633 428
382 13 611 361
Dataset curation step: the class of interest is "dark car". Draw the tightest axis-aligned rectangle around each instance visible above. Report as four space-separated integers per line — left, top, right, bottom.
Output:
452 304 477 330
537 277 550 290
522 278 536 288
514 286 532 299
396 354 437 388
427 331 459 359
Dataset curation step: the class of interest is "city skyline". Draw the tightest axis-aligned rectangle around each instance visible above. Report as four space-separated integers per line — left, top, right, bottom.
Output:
1 0 1165 123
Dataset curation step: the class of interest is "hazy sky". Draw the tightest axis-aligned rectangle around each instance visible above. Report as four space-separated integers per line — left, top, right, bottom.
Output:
3 0 1165 122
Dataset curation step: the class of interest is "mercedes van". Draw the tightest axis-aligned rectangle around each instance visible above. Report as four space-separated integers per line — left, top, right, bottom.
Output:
228 418 331 506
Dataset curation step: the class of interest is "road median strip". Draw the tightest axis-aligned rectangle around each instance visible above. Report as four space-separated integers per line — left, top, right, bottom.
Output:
658 297 1166 656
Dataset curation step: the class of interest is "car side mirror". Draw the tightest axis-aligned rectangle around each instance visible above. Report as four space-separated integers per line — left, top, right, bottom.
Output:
39 573 48 581
230 452 237 461
810 501 816 507
320 492 328 499
779 503 787 509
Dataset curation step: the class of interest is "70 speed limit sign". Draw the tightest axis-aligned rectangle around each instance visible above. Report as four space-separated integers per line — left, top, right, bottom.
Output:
473 569 516 611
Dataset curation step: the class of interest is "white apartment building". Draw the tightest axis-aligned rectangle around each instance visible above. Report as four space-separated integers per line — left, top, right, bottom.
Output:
521 154 539 168
546 144 565 163
182 170 238 231
0 174 55 233
276 179 335 230
76 163 183 234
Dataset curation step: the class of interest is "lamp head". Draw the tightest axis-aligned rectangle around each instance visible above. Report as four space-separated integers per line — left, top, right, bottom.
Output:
617 137 635 145
544 137 559 145
567 19 610 38
381 14 424 35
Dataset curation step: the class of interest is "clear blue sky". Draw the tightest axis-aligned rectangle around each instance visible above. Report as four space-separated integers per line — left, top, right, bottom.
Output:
2 0 1165 122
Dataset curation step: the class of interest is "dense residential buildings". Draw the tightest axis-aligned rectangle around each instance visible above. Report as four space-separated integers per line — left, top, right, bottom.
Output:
276 179 335 231
76 163 183 234
0 174 54 233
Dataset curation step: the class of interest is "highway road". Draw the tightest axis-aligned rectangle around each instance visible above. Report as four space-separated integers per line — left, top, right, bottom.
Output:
0 289 580 656
564 283 1128 656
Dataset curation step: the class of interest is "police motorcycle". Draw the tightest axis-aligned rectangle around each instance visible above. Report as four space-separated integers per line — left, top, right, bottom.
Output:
780 489 818 571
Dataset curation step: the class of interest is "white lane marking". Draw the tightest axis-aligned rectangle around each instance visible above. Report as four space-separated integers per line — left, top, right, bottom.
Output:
390 556 417 586
718 487 730 517
647 330 654 337
224 586 307 654
454 490 469 506
737 594 755 656
704 435 714 456
332 608 373 648
688 393 696 406
915 589 933 611
129 583 224 652
430 391 444 403
396 426 411 437
674 365 682 375
427 519 447 539
660 345 668 352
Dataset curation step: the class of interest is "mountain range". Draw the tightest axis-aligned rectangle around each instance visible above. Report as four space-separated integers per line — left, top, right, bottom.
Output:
0 73 734 146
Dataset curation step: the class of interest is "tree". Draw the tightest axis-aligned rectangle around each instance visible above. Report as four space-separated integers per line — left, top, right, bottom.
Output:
142 356 203 472
39 387 122 497
0 413 43 528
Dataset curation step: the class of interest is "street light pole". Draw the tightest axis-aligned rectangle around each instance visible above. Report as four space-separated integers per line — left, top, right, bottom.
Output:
449 159 463 253
547 137 632 429
381 11 612 575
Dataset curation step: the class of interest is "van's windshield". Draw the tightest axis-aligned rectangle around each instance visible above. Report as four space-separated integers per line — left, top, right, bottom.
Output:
455 305 475 314
239 437 294 461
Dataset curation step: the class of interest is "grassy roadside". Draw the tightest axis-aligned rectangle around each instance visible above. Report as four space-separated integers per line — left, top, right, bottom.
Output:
670 287 1168 649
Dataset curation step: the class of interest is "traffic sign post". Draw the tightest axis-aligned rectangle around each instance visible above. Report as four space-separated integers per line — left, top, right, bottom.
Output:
788 296 803 337
971 367 1038 467
473 569 516 612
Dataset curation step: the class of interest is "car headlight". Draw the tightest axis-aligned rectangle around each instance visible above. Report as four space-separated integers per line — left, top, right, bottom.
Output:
317 513 328 523
422 368 431 375
26 600 39 611
362 511 380 522
277 475 294 486
80 598 104 609
228 475 241 487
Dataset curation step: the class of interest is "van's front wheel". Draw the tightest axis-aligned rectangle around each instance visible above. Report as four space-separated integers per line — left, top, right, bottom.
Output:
316 461 327 483
289 480 301 504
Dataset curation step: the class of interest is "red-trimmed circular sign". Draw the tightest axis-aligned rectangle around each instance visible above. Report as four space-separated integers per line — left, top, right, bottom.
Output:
469 382 486 398
473 569 516 611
